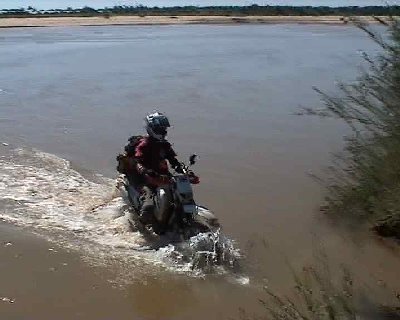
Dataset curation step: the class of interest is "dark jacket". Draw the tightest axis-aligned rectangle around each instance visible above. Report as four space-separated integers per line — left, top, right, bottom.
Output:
134 136 179 174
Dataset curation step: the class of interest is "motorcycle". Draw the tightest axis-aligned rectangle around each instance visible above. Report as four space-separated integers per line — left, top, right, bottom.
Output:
118 154 220 239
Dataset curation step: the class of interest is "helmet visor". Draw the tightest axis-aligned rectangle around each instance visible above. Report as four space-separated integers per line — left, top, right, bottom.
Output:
153 116 170 128
153 126 168 136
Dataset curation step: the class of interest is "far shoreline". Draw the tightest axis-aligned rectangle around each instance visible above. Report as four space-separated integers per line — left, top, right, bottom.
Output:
0 15 390 29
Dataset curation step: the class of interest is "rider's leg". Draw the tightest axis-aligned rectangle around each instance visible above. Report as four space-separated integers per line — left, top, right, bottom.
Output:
139 186 155 224
126 168 144 187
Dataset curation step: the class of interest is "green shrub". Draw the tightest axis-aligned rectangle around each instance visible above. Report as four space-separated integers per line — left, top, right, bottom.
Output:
302 18 400 239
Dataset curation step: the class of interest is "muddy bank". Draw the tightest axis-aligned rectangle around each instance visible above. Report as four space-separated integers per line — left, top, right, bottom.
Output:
0 15 386 28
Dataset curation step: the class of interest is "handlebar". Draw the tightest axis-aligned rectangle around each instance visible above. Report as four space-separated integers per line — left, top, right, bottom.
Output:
144 156 199 186
146 174 171 186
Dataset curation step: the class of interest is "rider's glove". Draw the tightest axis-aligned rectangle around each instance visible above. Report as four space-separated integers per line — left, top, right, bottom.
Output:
188 171 200 184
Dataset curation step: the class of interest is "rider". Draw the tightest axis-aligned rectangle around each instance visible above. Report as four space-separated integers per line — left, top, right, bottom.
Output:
120 112 183 224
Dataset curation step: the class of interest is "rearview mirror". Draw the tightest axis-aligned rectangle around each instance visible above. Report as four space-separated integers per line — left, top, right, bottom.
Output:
189 154 197 166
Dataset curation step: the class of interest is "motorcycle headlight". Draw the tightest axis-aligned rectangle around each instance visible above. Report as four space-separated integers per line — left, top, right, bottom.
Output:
183 204 197 214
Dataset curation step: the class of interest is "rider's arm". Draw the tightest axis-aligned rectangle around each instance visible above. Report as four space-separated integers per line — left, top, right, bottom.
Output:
166 145 183 173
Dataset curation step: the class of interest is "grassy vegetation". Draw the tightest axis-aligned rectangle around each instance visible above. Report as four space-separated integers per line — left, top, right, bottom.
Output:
241 265 356 319
248 18 400 319
300 17 400 240
239 260 400 320
238 241 400 319
0 5 400 18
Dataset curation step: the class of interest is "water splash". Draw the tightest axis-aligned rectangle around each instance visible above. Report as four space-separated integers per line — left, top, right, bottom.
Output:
0 147 243 279
148 228 241 275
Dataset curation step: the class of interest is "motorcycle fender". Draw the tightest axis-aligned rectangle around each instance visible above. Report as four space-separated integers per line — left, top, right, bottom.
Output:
194 206 219 228
154 187 172 223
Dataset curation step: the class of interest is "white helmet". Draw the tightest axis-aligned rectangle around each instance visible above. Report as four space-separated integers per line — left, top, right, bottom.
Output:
144 112 171 140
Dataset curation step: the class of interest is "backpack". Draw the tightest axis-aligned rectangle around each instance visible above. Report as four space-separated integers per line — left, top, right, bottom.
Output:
116 135 144 174
124 135 144 156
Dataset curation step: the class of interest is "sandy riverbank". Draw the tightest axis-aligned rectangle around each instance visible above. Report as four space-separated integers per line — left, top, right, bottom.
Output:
0 15 387 28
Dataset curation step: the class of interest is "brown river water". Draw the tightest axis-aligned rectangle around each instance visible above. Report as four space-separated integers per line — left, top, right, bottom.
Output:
0 24 399 319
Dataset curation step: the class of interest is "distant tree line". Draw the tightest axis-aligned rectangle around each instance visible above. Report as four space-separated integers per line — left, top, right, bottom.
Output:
1 5 400 18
